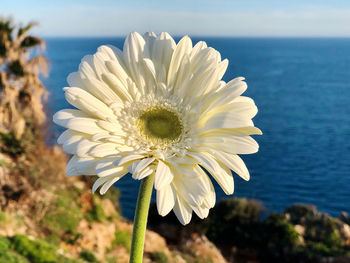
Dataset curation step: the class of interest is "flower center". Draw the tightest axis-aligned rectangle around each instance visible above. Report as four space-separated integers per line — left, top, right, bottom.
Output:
139 108 183 142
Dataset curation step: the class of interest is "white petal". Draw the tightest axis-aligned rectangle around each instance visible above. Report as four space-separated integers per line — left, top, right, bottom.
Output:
53 108 88 123
105 60 129 88
118 154 145 166
198 134 259 155
152 32 176 74
231 126 263 135
96 120 124 134
226 96 258 119
188 151 234 195
143 58 156 80
58 130 90 156
88 143 120 157
208 150 250 181
101 72 132 102
173 195 192 225
156 184 176 216
206 96 258 121
66 156 97 176
57 129 74 144
172 165 209 206
92 176 109 193
53 109 103 135
190 41 208 61
132 166 154 180
199 111 253 131
75 138 100 157
133 158 155 174
99 177 121 194
60 132 86 154
79 76 122 105
95 158 127 177
154 160 174 190
79 55 96 78
92 175 112 193
64 87 116 120
202 181 216 209
201 78 248 115
66 156 80 176
167 35 192 86
191 205 209 219
143 32 157 58
97 45 119 61
92 172 127 194
123 32 146 86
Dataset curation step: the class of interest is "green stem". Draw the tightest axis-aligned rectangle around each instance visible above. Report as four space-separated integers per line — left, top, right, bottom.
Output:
129 173 155 263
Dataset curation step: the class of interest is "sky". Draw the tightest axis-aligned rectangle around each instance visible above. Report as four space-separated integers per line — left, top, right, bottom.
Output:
1 0 350 37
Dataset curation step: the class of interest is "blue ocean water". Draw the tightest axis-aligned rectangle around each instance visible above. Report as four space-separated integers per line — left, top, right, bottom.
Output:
43 37 350 219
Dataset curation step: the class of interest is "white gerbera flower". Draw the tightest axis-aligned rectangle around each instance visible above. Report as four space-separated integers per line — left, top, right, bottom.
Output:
53 32 261 225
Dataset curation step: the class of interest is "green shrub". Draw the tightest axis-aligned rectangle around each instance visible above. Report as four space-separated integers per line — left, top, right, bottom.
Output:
204 198 264 247
264 213 300 246
150 251 169 263
0 236 29 263
285 204 318 225
0 132 24 157
113 230 131 252
10 235 58 263
9 235 81 263
0 236 9 251
258 213 300 261
86 196 106 222
42 189 82 237
79 250 99 263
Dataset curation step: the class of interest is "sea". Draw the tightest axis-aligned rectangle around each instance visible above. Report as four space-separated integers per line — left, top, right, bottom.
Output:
42 37 350 220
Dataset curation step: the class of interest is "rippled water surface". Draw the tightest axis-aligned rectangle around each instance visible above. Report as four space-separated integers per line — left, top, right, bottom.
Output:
44 37 350 219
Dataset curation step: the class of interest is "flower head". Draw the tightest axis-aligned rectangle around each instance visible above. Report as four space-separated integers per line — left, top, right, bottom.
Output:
53 32 261 225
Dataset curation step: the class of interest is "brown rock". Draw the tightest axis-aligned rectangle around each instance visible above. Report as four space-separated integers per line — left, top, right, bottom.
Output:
182 235 227 263
340 223 350 245
68 219 116 261
101 198 117 217
294 224 305 236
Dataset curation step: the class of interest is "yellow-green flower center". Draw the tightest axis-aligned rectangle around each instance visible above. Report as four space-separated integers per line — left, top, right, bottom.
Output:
139 108 183 142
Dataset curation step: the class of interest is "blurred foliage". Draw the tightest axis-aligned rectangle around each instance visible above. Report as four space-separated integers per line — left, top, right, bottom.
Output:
8 59 24 76
204 198 264 248
86 195 106 222
113 229 132 252
149 198 350 263
79 250 100 263
0 131 24 157
150 251 169 263
42 188 82 239
0 236 29 263
0 16 48 141
0 235 81 263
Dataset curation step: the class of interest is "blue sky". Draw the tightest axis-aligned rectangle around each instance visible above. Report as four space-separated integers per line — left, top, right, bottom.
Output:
2 0 350 37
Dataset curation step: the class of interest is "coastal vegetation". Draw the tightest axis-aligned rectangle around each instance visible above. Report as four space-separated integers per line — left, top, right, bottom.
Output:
149 199 350 263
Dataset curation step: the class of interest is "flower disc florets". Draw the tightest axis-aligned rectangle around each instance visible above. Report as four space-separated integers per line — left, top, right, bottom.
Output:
139 107 183 141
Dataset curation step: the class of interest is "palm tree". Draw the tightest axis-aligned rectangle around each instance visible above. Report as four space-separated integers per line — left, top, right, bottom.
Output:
0 17 48 139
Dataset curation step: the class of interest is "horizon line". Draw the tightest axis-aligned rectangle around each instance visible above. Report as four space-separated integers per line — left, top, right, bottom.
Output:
41 35 350 39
